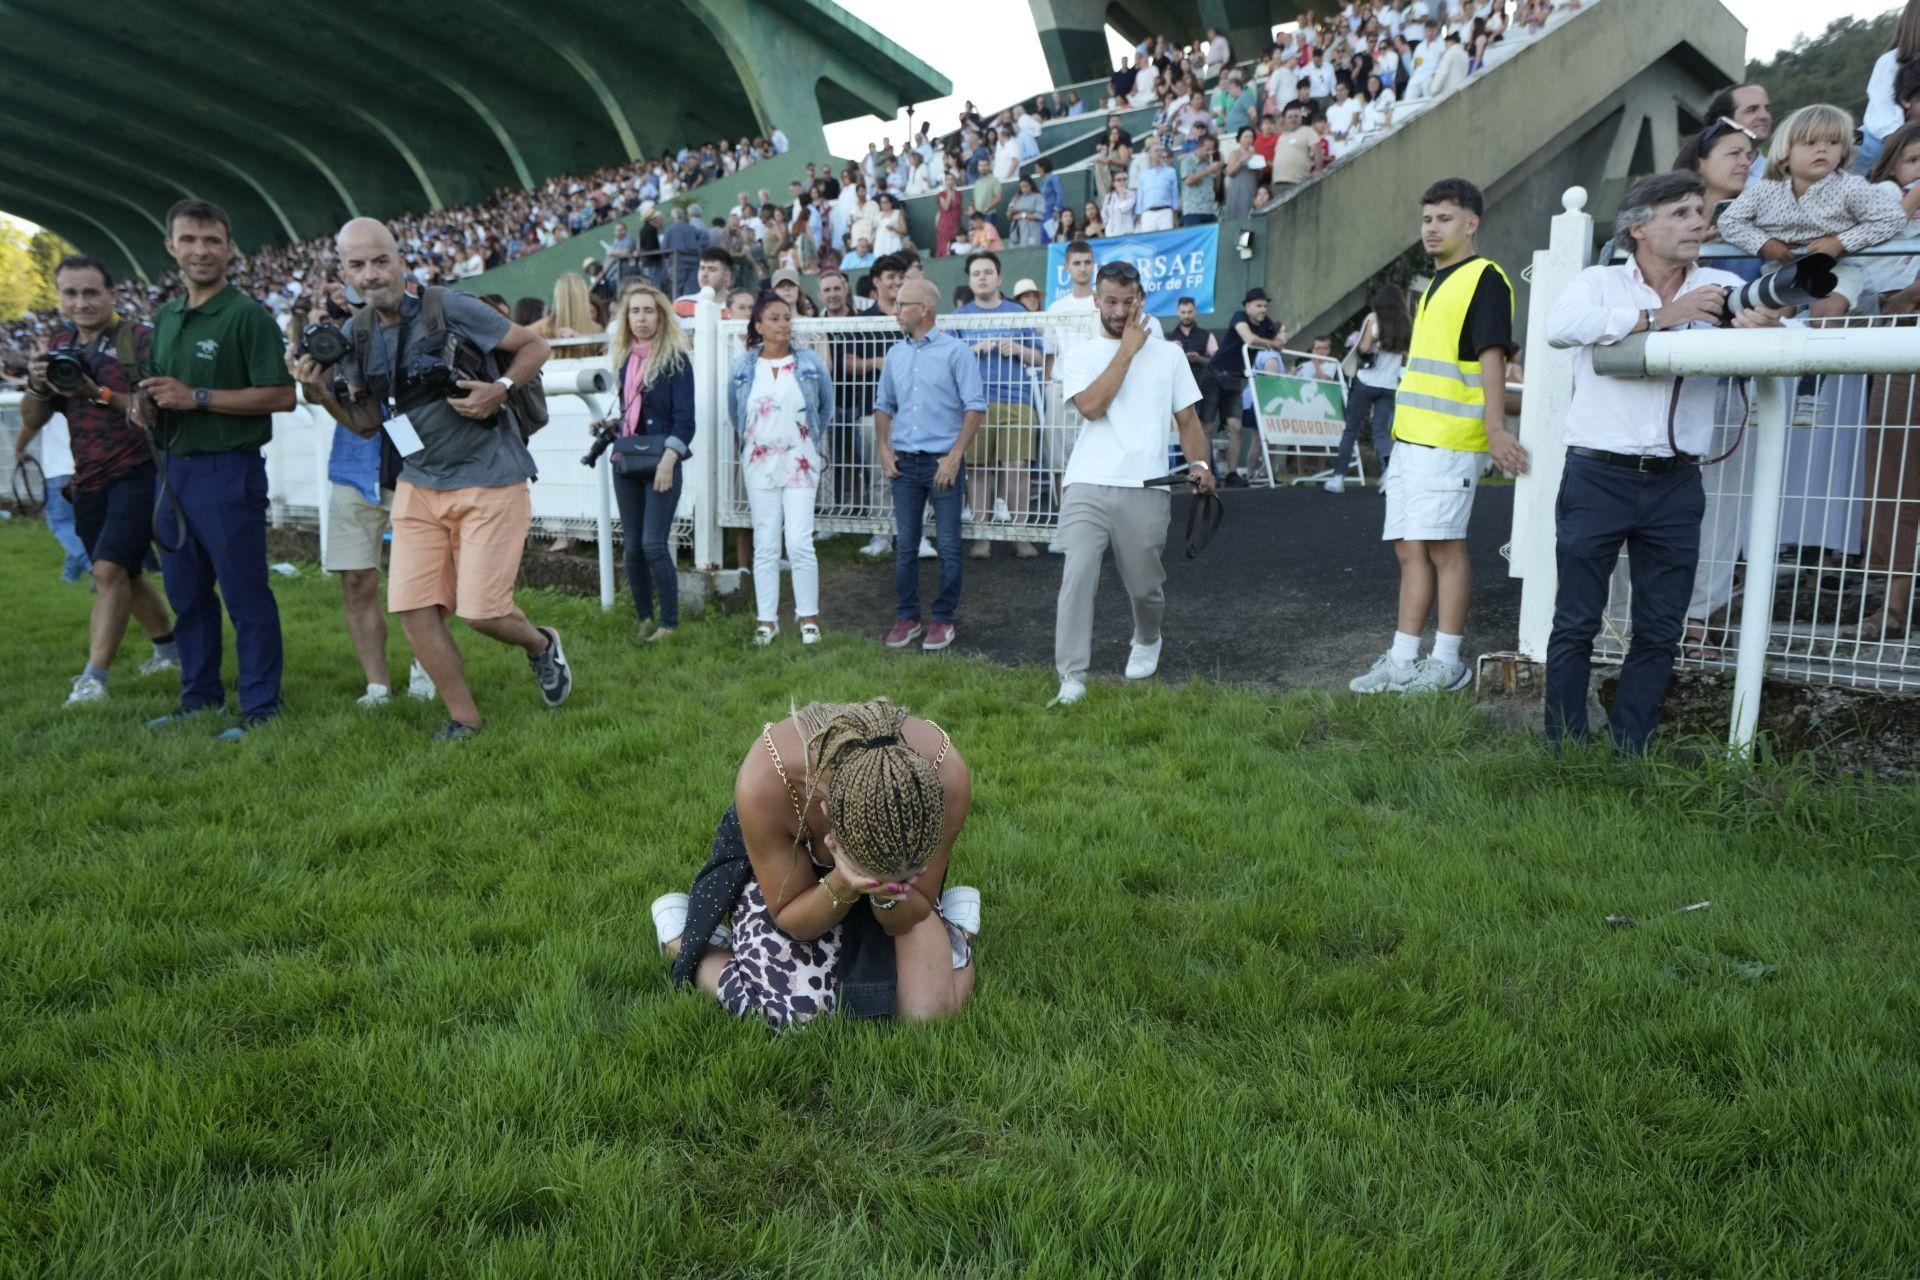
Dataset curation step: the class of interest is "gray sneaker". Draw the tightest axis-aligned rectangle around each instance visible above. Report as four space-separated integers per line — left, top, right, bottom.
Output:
529 627 572 707
137 652 179 677
65 673 108 706
1349 653 1416 695
1405 656 1473 694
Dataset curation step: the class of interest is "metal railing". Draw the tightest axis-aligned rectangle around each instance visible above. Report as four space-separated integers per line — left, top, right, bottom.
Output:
1511 186 1920 751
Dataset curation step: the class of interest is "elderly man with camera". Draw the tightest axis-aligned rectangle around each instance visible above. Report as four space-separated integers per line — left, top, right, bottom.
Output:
16 254 179 707
293 217 564 743
1542 171 1787 754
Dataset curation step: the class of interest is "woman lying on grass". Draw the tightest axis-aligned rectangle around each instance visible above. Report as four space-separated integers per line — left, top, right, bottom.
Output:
653 699 978 1027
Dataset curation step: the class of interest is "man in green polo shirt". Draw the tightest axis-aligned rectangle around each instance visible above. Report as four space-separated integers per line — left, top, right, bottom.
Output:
135 199 297 741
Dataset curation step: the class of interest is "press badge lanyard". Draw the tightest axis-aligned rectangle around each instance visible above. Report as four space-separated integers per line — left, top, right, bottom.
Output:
377 309 426 457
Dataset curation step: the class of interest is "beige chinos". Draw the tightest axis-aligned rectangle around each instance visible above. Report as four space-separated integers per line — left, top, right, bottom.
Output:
1053 483 1171 683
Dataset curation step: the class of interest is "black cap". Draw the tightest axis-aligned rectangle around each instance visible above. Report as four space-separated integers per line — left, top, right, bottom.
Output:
1243 287 1270 304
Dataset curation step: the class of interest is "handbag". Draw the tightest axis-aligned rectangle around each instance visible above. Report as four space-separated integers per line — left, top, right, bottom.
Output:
604 351 670 477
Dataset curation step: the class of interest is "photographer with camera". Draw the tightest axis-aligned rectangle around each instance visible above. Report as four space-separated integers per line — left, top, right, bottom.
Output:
135 201 297 741
1542 172 1787 754
16 255 179 706
284 281 434 709
294 218 564 743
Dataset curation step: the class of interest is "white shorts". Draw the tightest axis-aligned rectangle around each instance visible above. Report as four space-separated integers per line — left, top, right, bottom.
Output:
324 482 394 572
1381 442 1484 542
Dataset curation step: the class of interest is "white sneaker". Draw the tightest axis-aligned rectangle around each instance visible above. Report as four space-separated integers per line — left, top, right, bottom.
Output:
1047 538 1065 554
408 660 437 701
800 623 822 645
1405 655 1472 694
356 683 391 709
65 673 108 706
992 497 1010 521
1322 475 1346 494
754 622 779 646
1790 394 1818 428
938 886 981 937
917 537 937 559
860 534 893 557
1048 678 1087 707
813 529 837 542
650 892 732 955
1125 636 1162 680
137 652 179 677
1349 652 1416 694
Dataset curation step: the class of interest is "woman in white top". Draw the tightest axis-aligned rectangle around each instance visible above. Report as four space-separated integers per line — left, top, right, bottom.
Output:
1359 73 1396 135
873 193 908 254
726 295 833 645
1860 3 1920 175
904 154 934 198
993 130 1023 182
1325 283 1410 493
1101 171 1138 236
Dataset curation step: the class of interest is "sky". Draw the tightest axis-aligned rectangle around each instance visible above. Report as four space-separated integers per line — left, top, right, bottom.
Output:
822 0 1898 156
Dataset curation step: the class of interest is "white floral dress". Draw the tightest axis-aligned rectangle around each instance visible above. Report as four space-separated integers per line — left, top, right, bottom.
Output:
740 356 822 489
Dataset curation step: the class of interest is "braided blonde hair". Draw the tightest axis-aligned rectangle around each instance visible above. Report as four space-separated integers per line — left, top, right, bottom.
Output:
795 699 946 879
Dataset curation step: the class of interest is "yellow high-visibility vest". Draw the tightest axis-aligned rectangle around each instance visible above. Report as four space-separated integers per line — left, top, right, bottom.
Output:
1392 257 1511 452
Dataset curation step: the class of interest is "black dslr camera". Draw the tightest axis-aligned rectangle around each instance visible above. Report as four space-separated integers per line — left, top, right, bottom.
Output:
297 321 350 367
1721 253 1837 325
402 350 455 396
43 342 92 394
582 419 617 467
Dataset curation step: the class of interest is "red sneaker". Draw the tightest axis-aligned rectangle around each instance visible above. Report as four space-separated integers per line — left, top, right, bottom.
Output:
922 621 955 651
884 619 925 648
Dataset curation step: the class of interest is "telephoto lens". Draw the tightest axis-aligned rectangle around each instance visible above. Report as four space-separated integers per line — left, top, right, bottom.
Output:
1723 252 1837 324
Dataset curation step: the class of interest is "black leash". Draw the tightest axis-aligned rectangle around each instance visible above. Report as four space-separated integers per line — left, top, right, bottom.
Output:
1141 469 1223 559
11 455 45 514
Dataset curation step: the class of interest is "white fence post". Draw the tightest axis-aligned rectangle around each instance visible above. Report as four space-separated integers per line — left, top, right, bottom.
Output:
310 406 331 570
690 297 723 570
1729 377 1792 755
1511 186 1595 661
596 447 615 612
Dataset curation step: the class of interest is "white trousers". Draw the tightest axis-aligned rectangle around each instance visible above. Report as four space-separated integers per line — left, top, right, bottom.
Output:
748 485 819 622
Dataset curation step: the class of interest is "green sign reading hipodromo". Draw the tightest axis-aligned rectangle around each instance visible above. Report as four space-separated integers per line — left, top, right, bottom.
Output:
1251 372 1347 445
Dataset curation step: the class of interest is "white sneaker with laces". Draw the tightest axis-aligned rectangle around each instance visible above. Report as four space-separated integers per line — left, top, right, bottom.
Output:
408 660 437 701
917 537 937 559
65 674 108 706
137 652 179 677
1322 475 1346 494
1349 652 1416 694
1404 655 1473 694
356 683 391 709
1048 678 1087 707
860 534 893 557
1791 394 1818 428
651 893 735 956
800 623 822 645
938 886 981 937
1125 636 1163 680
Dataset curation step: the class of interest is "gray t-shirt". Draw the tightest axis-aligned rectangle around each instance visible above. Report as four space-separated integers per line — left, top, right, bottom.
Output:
344 290 533 490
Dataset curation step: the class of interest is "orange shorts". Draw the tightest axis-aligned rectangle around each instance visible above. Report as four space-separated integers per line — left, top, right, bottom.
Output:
387 481 530 620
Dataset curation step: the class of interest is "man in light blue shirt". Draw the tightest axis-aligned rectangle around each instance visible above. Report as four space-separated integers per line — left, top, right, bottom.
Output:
874 279 986 651
1134 145 1181 231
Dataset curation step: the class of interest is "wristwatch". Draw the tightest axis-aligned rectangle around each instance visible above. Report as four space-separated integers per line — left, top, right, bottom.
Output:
1189 459 1212 472
1643 308 1659 333
94 387 113 409
494 375 515 392
192 387 211 410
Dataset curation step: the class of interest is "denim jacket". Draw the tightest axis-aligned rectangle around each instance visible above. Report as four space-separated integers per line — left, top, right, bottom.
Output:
727 346 833 445
617 352 697 457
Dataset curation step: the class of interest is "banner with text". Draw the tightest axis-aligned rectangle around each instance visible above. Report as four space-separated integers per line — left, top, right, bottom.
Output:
1046 225 1218 317
1250 371 1347 448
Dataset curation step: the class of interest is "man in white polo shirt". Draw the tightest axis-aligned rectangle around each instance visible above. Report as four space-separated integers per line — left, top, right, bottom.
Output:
1050 261 1215 706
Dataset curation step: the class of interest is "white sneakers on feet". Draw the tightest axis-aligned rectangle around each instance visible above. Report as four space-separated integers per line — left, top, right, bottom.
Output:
1049 678 1086 707
1322 475 1346 494
1349 653 1417 694
137 652 179 677
917 537 937 559
1405 656 1472 693
650 892 733 956
860 534 893 558
754 622 779 646
800 623 822 645
356 684 391 709
408 660 437 701
1125 636 1163 680
938 886 981 937
65 673 107 706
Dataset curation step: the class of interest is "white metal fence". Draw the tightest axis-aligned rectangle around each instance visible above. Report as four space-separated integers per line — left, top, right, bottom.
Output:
1511 188 1920 748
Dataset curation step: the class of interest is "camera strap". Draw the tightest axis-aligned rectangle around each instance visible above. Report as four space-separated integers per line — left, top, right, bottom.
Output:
1665 374 1748 468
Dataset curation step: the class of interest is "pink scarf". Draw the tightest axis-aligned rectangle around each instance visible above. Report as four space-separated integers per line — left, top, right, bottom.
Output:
620 342 651 436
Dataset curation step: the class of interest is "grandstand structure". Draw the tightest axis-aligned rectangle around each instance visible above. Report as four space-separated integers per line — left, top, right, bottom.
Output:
0 0 945 279
1030 0 1305 85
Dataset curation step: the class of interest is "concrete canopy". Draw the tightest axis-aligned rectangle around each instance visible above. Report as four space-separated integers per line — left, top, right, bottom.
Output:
0 0 948 280
1030 0 1309 86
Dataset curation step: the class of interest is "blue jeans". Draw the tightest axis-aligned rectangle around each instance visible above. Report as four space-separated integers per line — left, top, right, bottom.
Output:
156 451 284 717
611 463 684 627
891 452 964 623
1183 212 1217 225
1334 381 1396 477
1544 452 1703 754
42 473 90 580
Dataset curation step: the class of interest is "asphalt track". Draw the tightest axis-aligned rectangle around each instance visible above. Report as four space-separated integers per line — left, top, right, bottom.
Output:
815 483 1523 693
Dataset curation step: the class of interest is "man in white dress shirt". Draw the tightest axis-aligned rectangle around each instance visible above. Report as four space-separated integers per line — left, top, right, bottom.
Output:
1542 171 1786 753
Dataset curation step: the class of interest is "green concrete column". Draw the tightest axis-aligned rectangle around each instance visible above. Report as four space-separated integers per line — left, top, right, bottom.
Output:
1030 0 1121 87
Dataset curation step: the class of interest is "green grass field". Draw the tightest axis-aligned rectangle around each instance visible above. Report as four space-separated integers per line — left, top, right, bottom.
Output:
3 519 1918 1278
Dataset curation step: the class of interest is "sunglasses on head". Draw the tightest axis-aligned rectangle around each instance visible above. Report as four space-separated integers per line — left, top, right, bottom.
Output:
1700 116 1756 147
1096 261 1142 283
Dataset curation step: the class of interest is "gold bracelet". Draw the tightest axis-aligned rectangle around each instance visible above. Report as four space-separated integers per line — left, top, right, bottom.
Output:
819 873 857 911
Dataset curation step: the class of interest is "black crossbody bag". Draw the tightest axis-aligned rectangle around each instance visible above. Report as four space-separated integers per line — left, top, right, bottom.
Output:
601 352 670 477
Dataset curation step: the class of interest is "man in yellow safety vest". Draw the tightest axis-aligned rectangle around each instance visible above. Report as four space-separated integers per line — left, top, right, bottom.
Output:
1349 177 1530 696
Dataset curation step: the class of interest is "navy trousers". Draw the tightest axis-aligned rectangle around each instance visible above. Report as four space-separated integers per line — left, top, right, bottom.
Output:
1544 452 1703 754
156 451 284 716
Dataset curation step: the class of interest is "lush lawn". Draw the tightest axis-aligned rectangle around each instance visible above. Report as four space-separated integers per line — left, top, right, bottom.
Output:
2 519 1917 1278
